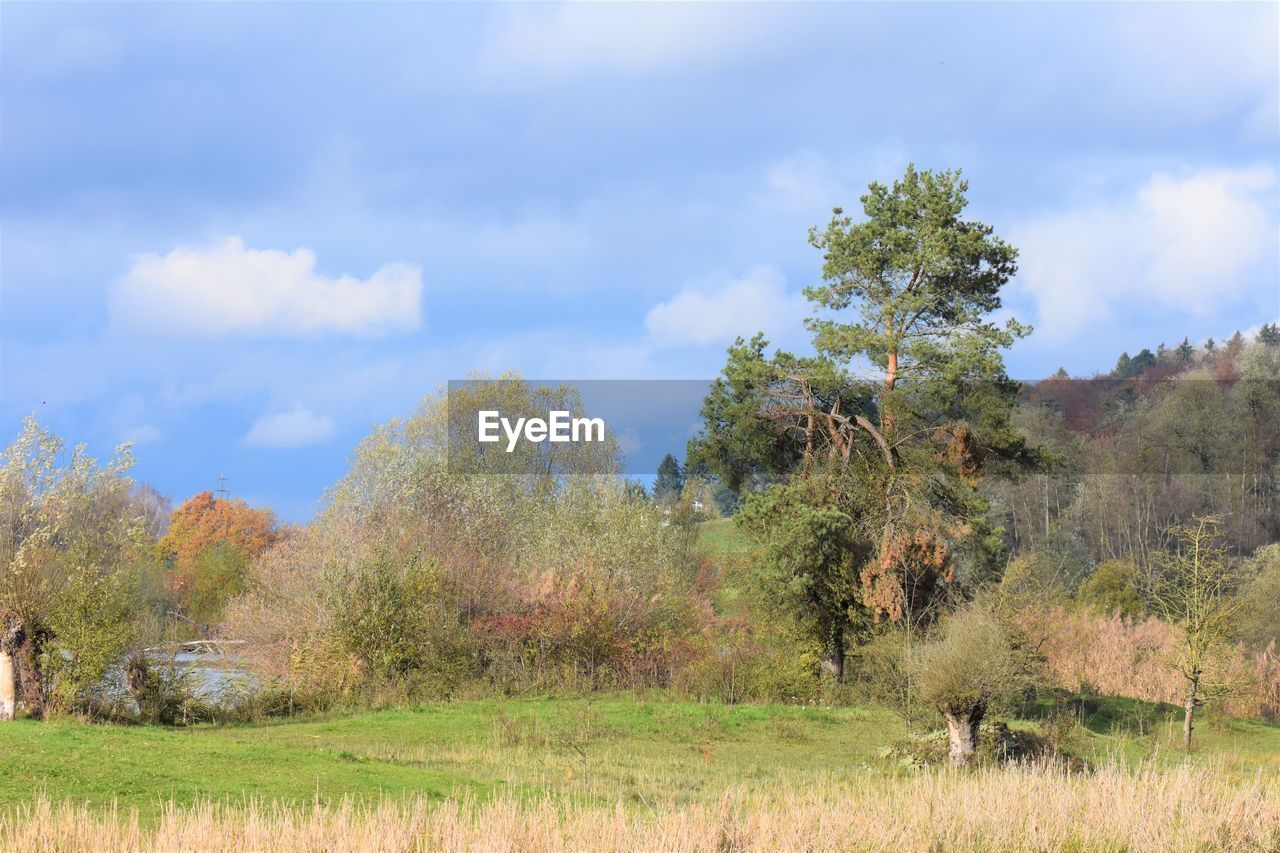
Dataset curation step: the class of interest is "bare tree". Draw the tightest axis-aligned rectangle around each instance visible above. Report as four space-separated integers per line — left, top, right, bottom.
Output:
1143 516 1242 751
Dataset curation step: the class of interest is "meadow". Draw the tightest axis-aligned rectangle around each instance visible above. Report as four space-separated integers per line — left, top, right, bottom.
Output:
3 694 1279 850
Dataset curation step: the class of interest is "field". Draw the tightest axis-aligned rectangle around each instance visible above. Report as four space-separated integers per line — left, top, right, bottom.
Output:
3 695 1279 850
4 518 1280 849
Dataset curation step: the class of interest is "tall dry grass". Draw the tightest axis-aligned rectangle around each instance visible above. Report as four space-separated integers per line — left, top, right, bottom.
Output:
6 762 1278 852
1022 606 1280 721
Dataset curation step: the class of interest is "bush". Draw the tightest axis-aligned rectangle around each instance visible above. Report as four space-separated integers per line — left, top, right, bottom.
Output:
1018 604 1280 722
333 554 474 696
1076 559 1143 619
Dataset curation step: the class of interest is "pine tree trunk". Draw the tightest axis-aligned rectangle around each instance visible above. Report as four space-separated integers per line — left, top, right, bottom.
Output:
0 651 15 721
943 704 984 765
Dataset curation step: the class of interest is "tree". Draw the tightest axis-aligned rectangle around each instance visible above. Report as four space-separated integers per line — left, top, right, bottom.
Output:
1114 349 1155 380
911 605 1027 764
1259 323 1280 347
1142 517 1242 751
690 165 1033 681
131 483 172 539
736 469 870 679
804 164 1032 617
1236 544 1280 651
1 416 145 719
158 491 280 623
1076 559 1143 620
652 454 684 503
805 164 1025 423
1176 337 1195 362
1226 331 1246 361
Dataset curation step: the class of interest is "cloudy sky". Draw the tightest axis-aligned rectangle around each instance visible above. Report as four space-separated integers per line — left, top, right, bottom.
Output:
2 2 1277 519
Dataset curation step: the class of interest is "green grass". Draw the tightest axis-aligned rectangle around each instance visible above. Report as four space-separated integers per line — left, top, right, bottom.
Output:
3 695 1277 822
696 517 748 561
697 518 753 615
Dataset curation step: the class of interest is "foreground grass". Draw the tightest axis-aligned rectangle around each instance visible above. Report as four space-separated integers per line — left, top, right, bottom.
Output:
3 696 1278 820
8 762 1278 851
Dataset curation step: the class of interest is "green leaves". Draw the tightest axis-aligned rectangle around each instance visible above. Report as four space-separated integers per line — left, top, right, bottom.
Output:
804 164 1024 388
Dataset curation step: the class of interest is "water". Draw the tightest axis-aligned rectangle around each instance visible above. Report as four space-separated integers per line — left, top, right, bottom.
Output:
170 651 258 698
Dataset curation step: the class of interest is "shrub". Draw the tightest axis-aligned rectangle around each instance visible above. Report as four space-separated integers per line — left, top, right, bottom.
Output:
1018 605 1280 722
332 554 474 696
1076 559 1143 619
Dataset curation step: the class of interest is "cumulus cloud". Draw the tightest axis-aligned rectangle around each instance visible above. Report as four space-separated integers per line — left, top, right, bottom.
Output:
243 407 335 448
110 237 422 337
646 266 808 348
1013 166 1278 340
477 4 784 78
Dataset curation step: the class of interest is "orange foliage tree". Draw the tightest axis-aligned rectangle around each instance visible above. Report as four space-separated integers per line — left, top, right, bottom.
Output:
158 491 281 610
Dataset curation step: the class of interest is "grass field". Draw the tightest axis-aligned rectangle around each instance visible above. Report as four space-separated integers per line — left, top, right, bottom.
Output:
3 695 1278 816
2 696 1278 850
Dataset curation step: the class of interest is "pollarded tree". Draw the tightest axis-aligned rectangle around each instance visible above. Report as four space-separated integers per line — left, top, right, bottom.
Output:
1142 516 1243 751
912 604 1029 764
0 416 145 718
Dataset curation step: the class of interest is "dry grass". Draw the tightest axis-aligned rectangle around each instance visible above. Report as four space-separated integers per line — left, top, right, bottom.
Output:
1022 606 1280 721
7 762 1278 852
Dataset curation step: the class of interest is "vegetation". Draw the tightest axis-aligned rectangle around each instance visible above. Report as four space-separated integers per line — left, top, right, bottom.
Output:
1 695 1277 816
2 163 1279 846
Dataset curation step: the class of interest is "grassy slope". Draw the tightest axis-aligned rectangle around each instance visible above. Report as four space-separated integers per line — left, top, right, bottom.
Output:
3 696 1278 820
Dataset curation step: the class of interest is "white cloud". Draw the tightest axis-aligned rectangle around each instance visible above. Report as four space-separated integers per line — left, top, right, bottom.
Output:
646 266 808 348
1013 166 1278 340
243 407 335 448
121 424 161 446
477 4 783 78
110 237 422 338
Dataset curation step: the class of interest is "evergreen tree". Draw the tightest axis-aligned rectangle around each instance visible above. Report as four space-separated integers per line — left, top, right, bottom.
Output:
695 165 1035 677
652 454 684 502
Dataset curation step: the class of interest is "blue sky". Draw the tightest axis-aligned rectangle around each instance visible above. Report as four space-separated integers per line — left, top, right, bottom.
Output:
2 2 1277 520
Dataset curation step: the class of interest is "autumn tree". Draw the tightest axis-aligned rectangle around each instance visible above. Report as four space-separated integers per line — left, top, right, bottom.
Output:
158 491 280 624
1143 516 1243 751
0 416 145 718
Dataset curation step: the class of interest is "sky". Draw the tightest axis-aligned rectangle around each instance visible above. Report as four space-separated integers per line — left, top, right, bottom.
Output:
2 2 1278 521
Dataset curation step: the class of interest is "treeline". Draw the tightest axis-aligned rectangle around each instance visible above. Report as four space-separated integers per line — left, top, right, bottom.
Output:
993 328 1280 573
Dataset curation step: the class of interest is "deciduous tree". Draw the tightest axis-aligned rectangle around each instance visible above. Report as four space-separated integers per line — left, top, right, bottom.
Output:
1143 516 1243 750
